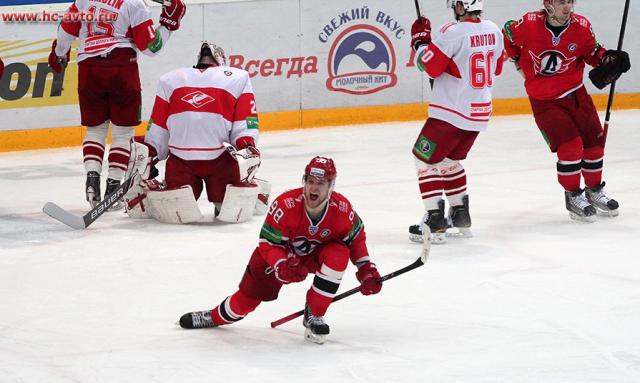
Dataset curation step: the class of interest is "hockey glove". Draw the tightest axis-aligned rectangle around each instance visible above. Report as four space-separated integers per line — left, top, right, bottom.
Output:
588 50 631 89
356 262 382 295
410 16 432 51
47 40 70 74
159 0 186 31
274 257 309 284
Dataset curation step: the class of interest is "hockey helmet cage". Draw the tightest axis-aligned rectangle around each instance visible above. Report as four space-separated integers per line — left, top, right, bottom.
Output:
304 156 337 183
447 0 483 12
197 41 226 66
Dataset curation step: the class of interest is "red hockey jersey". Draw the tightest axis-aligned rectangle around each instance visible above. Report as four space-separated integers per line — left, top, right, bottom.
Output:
257 188 370 268
503 11 605 100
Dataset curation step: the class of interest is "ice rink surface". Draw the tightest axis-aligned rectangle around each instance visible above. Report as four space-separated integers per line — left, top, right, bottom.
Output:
1 110 639 382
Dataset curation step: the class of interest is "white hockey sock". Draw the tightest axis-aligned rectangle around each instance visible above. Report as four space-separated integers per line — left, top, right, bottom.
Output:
107 125 134 181
83 121 109 174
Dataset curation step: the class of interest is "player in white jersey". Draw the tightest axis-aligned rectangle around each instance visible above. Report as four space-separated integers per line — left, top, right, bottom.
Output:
123 42 270 225
47 0 186 209
409 0 504 244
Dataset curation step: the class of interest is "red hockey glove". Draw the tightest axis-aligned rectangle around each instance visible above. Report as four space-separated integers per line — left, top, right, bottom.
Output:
0 57 4 79
159 0 186 31
356 262 382 295
410 16 432 51
47 40 70 74
274 257 309 284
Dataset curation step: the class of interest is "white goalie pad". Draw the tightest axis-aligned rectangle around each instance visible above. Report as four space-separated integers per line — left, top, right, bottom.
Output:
226 144 261 182
145 185 204 224
253 178 271 216
217 183 260 223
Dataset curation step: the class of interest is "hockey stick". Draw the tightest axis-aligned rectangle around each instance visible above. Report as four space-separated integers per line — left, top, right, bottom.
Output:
414 0 422 17
603 0 630 144
42 170 138 230
270 237 431 328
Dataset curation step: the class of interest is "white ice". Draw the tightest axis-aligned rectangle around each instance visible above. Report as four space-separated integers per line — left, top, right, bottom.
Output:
1 111 639 382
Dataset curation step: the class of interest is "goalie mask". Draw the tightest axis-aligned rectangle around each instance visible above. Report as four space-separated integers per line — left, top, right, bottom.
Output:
446 0 484 13
196 41 226 68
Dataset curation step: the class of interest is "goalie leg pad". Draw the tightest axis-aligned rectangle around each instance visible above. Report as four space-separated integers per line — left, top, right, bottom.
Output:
217 183 260 223
253 178 271 216
146 185 204 224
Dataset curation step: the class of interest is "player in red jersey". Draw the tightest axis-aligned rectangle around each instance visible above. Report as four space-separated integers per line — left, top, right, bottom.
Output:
178 156 383 344
47 0 186 209
503 0 630 221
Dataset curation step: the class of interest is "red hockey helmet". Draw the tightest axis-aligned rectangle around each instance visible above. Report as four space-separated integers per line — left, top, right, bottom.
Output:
304 156 337 183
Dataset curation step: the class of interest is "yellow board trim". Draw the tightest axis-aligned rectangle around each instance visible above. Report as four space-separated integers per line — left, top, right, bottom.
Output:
1 93 639 152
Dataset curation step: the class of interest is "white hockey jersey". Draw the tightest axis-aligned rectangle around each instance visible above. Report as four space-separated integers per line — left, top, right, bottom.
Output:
56 0 159 61
145 66 259 161
416 18 505 132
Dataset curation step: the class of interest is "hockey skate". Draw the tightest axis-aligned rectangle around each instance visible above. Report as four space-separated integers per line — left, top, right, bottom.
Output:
105 178 124 211
447 195 472 238
409 200 447 244
85 171 101 208
303 304 330 344
179 310 217 329
565 189 596 222
585 182 619 217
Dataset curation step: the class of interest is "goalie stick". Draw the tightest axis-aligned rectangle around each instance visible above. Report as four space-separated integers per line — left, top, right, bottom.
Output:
270 236 431 328
43 171 138 230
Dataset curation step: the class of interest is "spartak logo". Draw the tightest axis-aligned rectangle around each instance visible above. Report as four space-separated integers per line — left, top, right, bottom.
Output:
326 24 397 95
181 91 215 108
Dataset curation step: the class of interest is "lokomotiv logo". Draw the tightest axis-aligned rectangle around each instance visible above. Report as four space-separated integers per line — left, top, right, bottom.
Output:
326 24 397 95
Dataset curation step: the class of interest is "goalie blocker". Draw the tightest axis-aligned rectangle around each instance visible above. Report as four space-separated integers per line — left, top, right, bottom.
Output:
124 140 271 224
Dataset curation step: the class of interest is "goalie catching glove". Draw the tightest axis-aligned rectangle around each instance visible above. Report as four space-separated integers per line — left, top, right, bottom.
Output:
589 50 631 89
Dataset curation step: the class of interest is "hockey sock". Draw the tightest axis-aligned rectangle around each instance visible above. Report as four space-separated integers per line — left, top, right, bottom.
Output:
306 243 348 317
211 290 261 326
556 136 583 192
83 121 109 174
442 159 467 206
582 146 604 189
415 157 444 211
107 125 134 181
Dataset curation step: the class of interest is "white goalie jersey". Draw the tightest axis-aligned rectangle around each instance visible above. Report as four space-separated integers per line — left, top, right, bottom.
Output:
145 65 259 161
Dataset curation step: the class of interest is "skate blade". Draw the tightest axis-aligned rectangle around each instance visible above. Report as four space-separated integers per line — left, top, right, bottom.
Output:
409 233 424 243
446 227 472 238
595 208 619 217
431 232 447 244
569 212 596 223
304 328 326 345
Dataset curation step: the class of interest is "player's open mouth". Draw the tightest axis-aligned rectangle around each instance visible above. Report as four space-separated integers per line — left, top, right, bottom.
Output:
309 193 319 201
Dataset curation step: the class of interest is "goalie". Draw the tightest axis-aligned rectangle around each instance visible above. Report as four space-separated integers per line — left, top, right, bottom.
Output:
124 42 270 224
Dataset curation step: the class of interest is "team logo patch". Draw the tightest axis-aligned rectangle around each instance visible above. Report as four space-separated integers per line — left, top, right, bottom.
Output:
326 24 397 95
224 70 232 76
309 167 325 178
339 201 348 212
568 43 577 52
291 237 322 256
246 116 259 130
528 50 577 76
284 198 295 209
414 135 436 161
181 91 215 108
551 36 561 46
320 229 331 238
309 225 319 235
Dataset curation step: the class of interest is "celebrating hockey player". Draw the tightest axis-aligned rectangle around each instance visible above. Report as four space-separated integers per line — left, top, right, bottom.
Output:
178 156 383 344
408 0 504 244
503 0 630 221
123 42 268 224
47 0 186 208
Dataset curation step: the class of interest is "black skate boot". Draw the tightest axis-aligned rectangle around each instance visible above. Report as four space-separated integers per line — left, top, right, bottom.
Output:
565 188 597 222
409 199 447 244
585 182 619 217
303 304 330 344
447 195 472 238
85 171 101 208
179 310 217 329
105 178 123 210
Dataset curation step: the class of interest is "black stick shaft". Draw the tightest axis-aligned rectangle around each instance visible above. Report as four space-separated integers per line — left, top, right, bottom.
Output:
603 0 631 143
414 0 421 17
